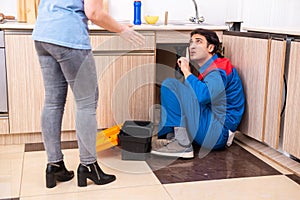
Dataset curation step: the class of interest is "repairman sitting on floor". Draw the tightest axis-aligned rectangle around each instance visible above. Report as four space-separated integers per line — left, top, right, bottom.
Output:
151 28 245 159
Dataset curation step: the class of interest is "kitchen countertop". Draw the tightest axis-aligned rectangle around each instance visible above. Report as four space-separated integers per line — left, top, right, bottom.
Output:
2 22 299 36
0 21 228 31
243 26 300 36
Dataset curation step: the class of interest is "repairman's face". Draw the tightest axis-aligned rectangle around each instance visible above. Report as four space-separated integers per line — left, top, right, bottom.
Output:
189 34 214 65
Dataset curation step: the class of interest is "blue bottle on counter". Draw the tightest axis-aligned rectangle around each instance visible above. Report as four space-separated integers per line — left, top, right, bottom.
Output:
133 1 142 25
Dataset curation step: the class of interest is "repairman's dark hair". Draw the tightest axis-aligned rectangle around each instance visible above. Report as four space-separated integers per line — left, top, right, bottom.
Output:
190 28 223 57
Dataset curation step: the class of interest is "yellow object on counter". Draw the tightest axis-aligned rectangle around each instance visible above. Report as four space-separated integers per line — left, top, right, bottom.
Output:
96 124 122 152
144 15 159 24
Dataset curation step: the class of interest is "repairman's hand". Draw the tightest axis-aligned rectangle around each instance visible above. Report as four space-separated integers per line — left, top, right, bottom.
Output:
120 25 145 47
177 57 192 78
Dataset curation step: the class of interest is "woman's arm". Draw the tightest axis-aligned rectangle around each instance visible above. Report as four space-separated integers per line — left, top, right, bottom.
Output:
84 0 125 33
84 0 144 45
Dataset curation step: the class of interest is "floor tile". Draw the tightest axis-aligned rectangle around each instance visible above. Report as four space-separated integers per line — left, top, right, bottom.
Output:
20 148 160 198
97 147 155 174
286 174 300 185
3 136 299 200
20 185 172 200
164 175 300 200
147 143 281 184
235 132 300 176
0 144 24 154
235 140 293 174
0 152 24 199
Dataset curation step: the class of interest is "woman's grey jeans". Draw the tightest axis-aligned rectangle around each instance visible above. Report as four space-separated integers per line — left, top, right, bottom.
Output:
35 41 99 165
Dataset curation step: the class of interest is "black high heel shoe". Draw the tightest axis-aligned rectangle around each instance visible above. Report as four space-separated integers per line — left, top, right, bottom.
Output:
46 161 74 188
77 161 116 187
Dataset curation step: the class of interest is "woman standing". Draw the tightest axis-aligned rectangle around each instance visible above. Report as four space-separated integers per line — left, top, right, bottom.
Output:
32 0 144 188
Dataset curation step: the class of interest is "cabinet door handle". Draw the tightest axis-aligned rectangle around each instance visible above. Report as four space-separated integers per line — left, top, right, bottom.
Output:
93 50 154 56
281 74 287 117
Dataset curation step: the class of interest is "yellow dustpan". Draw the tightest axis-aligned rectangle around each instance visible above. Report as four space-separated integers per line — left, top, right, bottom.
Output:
96 124 122 152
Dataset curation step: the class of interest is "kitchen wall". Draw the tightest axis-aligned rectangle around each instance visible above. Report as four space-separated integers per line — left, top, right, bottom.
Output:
242 0 300 28
109 0 228 25
1 0 299 29
1 0 17 16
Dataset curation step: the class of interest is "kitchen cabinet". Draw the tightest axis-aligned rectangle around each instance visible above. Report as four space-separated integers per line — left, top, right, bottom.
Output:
0 116 9 134
0 31 8 113
0 24 227 143
5 32 45 134
155 30 223 44
5 32 76 134
223 32 287 150
4 31 155 133
283 39 300 159
222 32 270 142
89 32 156 128
263 38 286 149
93 54 155 128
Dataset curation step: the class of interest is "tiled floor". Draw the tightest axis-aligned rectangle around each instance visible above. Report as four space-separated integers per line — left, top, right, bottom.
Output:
0 138 300 200
147 143 281 184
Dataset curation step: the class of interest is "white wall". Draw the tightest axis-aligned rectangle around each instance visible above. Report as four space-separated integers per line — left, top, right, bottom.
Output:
242 0 300 28
109 0 228 25
1 0 299 29
0 0 18 16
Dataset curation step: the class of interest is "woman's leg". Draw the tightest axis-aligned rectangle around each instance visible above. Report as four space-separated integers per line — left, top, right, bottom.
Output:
35 42 115 187
37 42 98 165
35 41 67 163
52 46 116 186
55 48 98 165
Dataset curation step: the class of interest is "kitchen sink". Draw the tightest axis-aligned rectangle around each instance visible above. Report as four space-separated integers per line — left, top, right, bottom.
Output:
167 20 198 25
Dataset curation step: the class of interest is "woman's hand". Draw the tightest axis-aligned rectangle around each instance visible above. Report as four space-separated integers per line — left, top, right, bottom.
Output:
85 0 145 47
120 25 145 47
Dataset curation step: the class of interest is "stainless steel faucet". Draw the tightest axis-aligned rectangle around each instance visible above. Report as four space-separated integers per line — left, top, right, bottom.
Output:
189 0 205 23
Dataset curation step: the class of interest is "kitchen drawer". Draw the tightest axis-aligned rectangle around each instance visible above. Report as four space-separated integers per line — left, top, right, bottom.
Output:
156 30 223 44
0 117 9 134
0 49 7 112
156 30 191 44
90 31 155 51
0 31 4 47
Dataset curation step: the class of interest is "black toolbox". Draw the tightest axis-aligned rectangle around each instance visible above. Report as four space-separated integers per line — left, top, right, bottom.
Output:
118 121 153 160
